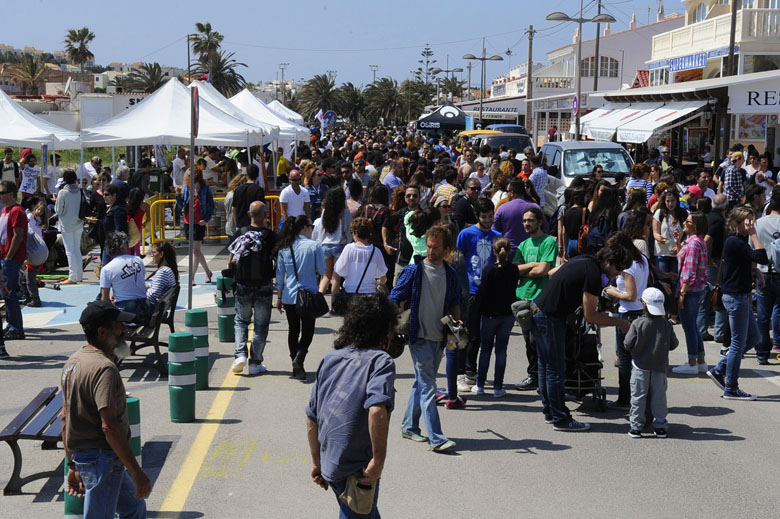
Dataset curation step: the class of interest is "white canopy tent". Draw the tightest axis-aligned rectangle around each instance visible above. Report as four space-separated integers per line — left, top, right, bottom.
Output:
616 100 708 144
0 88 80 149
229 90 309 159
189 81 280 143
267 99 305 125
80 78 265 147
584 103 664 141
577 103 628 135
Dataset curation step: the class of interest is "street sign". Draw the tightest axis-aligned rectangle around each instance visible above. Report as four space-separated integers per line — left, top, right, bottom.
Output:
191 86 199 138
572 94 579 117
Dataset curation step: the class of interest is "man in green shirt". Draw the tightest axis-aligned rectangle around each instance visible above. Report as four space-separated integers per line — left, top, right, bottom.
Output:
513 206 556 390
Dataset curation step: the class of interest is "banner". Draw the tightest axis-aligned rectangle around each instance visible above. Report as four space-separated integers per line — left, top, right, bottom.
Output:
729 77 780 114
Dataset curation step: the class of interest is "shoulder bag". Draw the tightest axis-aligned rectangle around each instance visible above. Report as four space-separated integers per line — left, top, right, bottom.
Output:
332 246 375 316
710 258 726 313
576 207 591 255
290 244 329 319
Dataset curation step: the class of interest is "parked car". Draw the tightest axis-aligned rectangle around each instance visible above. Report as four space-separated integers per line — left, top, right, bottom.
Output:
486 123 528 134
537 141 634 216
471 132 536 159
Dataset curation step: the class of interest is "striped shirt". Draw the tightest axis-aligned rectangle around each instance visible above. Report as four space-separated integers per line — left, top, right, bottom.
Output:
677 234 708 292
626 178 654 203
146 266 177 306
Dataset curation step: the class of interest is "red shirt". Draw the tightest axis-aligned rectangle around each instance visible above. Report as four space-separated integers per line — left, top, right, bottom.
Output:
0 204 28 261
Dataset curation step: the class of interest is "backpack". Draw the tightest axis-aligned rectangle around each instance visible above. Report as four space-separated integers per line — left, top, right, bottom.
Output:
77 189 91 220
129 169 148 192
586 213 611 250
576 208 591 254
233 229 275 288
26 228 48 266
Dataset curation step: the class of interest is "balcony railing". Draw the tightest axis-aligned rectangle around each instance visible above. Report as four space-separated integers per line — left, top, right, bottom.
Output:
651 8 780 61
533 76 574 89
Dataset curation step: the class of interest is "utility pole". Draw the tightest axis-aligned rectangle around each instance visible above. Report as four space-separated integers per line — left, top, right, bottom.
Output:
526 25 535 139
593 0 602 92
279 62 289 104
725 0 738 77
466 62 473 100
370 64 379 83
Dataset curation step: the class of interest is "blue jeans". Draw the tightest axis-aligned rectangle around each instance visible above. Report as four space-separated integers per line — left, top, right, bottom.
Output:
697 260 728 342
714 293 760 393
615 311 643 403
476 314 515 390
655 256 678 277
234 284 272 363
328 478 381 519
445 347 460 400
114 298 151 327
72 449 146 519
679 290 706 359
567 239 578 260
755 273 780 362
533 310 570 425
2 259 22 331
402 339 448 448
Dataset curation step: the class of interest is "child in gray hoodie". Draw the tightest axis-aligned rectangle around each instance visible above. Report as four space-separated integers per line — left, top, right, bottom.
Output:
624 287 679 438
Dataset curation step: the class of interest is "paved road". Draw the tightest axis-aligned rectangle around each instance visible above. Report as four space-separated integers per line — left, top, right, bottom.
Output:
1 244 779 518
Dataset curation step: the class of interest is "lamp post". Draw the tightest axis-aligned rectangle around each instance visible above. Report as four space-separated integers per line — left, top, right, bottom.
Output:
463 37 503 127
430 57 463 102
279 62 289 104
369 64 379 84
546 2 615 140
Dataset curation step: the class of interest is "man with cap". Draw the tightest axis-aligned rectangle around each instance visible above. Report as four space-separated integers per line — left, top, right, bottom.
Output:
624 287 679 438
61 300 152 516
680 185 702 211
77 156 101 186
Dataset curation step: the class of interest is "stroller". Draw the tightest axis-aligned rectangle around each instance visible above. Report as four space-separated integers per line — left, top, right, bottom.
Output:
564 306 607 411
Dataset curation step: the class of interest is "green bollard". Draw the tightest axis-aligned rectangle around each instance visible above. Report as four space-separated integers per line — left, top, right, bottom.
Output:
168 332 196 422
64 461 84 518
127 396 141 468
216 274 233 292
185 309 210 390
217 295 235 343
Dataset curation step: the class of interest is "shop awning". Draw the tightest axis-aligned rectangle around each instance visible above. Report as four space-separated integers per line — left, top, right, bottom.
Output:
578 103 628 135
616 100 707 143
585 103 663 141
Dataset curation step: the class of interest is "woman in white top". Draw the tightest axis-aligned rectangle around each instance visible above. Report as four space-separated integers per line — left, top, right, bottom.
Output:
312 187 353 308
332 217 388 297
55 170 85 284
652 188 686 275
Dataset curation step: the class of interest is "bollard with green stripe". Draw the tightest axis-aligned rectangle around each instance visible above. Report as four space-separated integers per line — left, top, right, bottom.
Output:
216 274 235 343
185 309 210 389
127 396 142 467
168 332 196 422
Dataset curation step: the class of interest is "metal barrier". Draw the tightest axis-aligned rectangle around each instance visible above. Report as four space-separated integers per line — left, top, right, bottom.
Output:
147 195 281 246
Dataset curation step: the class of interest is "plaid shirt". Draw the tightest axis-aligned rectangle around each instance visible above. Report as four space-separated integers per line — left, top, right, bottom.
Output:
722 164 745 204
678 234 708 292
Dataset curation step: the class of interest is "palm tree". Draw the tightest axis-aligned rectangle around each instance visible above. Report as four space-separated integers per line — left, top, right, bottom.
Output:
64 27 95 72
441 76 466 101
127 62 166 93
195 50 246 97
297 74 337 120
12 54 46 95
335 82 364 124
400 79 432 123
364 77 401 125
190 22 223 79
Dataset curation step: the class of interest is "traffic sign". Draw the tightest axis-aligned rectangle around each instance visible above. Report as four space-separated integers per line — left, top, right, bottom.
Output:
572 94 579 117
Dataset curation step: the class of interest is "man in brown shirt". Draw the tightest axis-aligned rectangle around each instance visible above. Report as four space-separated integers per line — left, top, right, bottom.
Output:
61 300 151 517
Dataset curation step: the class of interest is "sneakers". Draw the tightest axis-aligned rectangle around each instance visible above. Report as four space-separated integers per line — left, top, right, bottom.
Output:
607 400 630 410
697 362 709 373
431 439 456 452
671 362 698 374
515 375 537 391
706 369 725 391
701 332 715 342
628 429 642 438
4 330 25 341
445 396 467 409
719 347 729 358
26 299 41 308
544 416 553 424
434 390 447 403
292 360 306 381
654 428 668 438
464 372 476 386
757 358 770 366
456 374 472 392
553 419 591 432
231 356 247 374
0 345 8 358
493 388 507 398
723 388 757 401
470 385 484 395
401 429 428 442
248 363 268 375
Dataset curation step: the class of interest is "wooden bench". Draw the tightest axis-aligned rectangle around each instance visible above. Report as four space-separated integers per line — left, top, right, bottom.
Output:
125 285 180 375
1 387 63 495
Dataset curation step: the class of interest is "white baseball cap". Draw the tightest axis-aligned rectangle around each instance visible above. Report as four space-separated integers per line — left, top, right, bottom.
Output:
641 287 665 316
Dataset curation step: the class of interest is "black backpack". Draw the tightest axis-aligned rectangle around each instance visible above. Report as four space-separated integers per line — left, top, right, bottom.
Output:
233 229 275 288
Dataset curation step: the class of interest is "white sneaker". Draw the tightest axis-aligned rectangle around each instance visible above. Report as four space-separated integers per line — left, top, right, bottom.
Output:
493 388 508 398
232 356 247 374
471 385 484 395
248 363 268 375
671 362 698 374
457 374 471 392
697 362 708 373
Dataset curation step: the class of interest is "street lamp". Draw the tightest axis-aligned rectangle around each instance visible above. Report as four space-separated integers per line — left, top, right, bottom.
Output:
546 1 615 140
463 37 503 127
369 64 379 84
431 59 463 102
327 70 337 82
279 62 289 104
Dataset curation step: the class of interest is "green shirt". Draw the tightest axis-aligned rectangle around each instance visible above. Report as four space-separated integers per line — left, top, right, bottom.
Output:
405 211 427 259
513 234 557 301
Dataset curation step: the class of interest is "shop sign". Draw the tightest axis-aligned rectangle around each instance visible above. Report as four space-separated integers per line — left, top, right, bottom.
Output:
669 52 706 72
729 80 780 114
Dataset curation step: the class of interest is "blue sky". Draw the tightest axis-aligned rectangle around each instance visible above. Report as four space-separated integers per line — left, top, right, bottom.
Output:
5 0 679 86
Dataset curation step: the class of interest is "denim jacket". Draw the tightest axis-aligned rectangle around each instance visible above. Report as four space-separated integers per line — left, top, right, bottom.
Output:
181 183 215 222
390 260 461 345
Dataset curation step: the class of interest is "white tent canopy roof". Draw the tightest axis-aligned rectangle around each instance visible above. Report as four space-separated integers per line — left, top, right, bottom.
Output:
584 103 663 141
81 78 264 147
189 81 279 141
267 99 305 125
616 100 707 143
0 88 80 149
229 90 309 142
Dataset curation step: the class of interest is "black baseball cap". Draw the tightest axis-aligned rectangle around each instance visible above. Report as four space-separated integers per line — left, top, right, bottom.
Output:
79 300 136 326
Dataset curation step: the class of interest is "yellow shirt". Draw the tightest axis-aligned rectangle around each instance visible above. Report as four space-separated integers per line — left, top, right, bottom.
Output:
277 156 291 177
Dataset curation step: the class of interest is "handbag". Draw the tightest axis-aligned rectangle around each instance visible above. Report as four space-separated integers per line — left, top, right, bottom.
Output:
290 245 329 319
576 207 591 255
710 258 726 313
332 246 375 316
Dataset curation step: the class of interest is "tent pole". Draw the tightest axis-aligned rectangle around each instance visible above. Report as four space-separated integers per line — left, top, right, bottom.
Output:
111 147 116 175
134 145 139 171
187 89 195 310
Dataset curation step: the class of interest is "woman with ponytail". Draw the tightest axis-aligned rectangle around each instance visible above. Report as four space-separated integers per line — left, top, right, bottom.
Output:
472 237 520 398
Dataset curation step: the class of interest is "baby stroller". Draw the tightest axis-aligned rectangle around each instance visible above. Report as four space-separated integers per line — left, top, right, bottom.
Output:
564 306 607 411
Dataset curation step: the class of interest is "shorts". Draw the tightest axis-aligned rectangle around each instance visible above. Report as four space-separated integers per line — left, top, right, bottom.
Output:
186 223 206 241
321 243 345 259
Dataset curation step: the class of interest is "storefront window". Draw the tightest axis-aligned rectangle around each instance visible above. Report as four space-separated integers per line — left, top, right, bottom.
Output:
599 57 619 78
743 55 780 74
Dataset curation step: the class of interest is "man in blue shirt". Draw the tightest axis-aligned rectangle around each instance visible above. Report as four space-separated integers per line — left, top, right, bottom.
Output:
306 293 398 518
